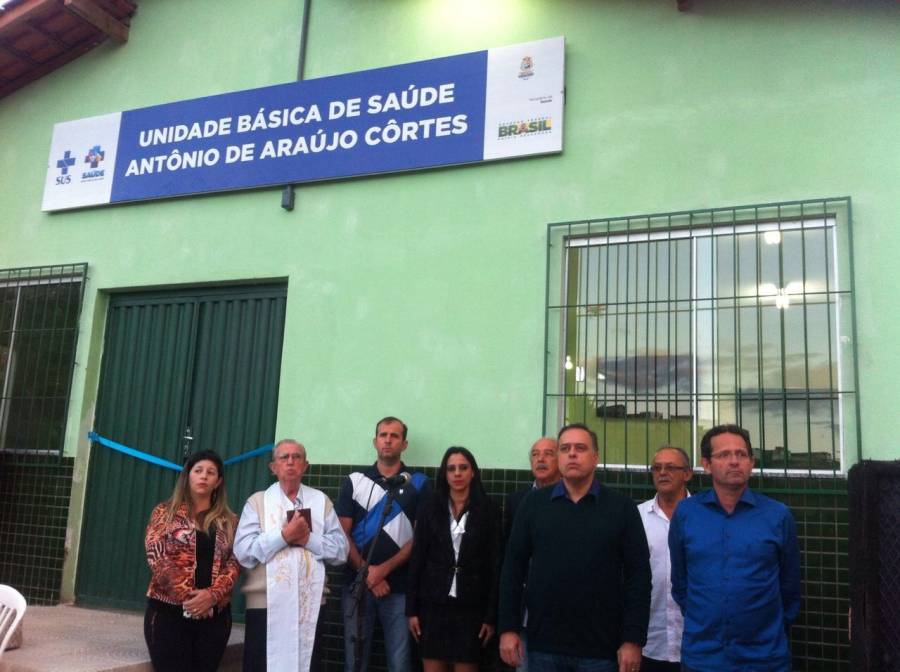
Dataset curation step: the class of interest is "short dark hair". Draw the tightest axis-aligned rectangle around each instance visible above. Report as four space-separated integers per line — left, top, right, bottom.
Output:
375 416 408 440
557 422 598 452
700 424 752 460
654 445 692 469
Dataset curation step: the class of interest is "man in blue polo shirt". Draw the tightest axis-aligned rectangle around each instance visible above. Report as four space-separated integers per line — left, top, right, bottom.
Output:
669 424 801 672
337 416 430 672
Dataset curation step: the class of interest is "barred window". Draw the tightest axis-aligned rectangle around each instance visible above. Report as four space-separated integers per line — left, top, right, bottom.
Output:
544 199 858 475
0 264 87 454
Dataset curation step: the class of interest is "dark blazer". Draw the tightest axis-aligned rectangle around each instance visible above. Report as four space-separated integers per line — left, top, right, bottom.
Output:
406 493 502 624
503 485 533 541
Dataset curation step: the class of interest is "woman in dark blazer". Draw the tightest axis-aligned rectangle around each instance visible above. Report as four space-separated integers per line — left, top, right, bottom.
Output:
407 446 502 672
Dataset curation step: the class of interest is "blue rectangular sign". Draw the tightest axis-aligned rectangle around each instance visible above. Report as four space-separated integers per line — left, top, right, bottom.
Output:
43 37 564 211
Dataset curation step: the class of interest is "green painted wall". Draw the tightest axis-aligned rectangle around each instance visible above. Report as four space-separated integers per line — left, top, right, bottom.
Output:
2 0 899 479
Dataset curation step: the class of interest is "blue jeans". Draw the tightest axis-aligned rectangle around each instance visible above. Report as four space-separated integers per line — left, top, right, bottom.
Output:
528 651 618 672
517 631 529 672
341 585 410 672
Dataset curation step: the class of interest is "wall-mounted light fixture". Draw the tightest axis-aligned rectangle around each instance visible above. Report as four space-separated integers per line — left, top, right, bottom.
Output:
759 281 804 309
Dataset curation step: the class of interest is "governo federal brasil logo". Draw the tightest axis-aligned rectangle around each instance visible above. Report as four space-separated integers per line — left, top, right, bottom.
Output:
498 117 552 139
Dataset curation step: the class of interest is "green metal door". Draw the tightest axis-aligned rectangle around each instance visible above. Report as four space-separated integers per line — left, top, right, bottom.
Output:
75 284 287 609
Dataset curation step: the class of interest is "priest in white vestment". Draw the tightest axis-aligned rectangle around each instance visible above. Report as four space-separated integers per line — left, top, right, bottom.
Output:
235 439 349 672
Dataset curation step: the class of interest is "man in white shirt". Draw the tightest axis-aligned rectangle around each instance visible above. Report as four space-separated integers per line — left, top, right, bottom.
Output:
234 439 349 672
637 445 692 672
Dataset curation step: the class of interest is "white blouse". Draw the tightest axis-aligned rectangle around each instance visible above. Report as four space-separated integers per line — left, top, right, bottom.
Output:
448 505 469 597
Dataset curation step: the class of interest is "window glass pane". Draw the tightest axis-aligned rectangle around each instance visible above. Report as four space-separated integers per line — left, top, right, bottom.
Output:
738 305 760 390
738 234 758 298
783 301 808 389
759 230 781 288
567 236 694 465
674 239 691 301
760 305 782 390
715 306 737 395
696 236 712 300
806 302 838 389
716 234 736 300
696 307 713 395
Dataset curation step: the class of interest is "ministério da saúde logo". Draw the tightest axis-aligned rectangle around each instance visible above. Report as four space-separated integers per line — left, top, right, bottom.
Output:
82 145 106 181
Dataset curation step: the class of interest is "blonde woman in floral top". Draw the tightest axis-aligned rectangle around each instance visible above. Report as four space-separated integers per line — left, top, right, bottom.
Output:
144 449 240 672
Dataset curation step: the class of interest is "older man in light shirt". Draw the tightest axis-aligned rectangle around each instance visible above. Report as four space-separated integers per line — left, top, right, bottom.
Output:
637 446 692 672
235 439 349 672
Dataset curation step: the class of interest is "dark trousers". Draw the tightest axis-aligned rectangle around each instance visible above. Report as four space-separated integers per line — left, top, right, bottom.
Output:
243 607 326 672
526 651 617 672
640 657 681 672
144 599 232 672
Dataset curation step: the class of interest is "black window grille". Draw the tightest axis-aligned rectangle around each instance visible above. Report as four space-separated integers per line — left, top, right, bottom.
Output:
0 263 87 454
544 198 859 477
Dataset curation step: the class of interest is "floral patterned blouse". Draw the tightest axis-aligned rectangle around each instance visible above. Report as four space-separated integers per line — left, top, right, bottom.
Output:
144 502 240 608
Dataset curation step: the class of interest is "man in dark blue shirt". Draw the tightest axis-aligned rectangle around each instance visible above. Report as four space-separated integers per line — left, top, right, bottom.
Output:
499 423 650 672
669 424 801 672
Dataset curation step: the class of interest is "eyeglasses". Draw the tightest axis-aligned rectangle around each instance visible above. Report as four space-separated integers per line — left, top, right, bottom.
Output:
649 464 690 474
709 450 751 461
275 453 305 462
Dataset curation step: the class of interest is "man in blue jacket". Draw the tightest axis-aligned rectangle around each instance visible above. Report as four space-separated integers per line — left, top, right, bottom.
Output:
669 424 801 672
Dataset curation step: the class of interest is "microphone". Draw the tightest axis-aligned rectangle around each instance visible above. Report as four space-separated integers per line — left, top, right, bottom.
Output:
381 472 411 489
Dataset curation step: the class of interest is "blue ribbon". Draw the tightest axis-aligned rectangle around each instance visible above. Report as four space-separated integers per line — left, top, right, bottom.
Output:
88 431 182 471
88 431 273 471
224 443 274 465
